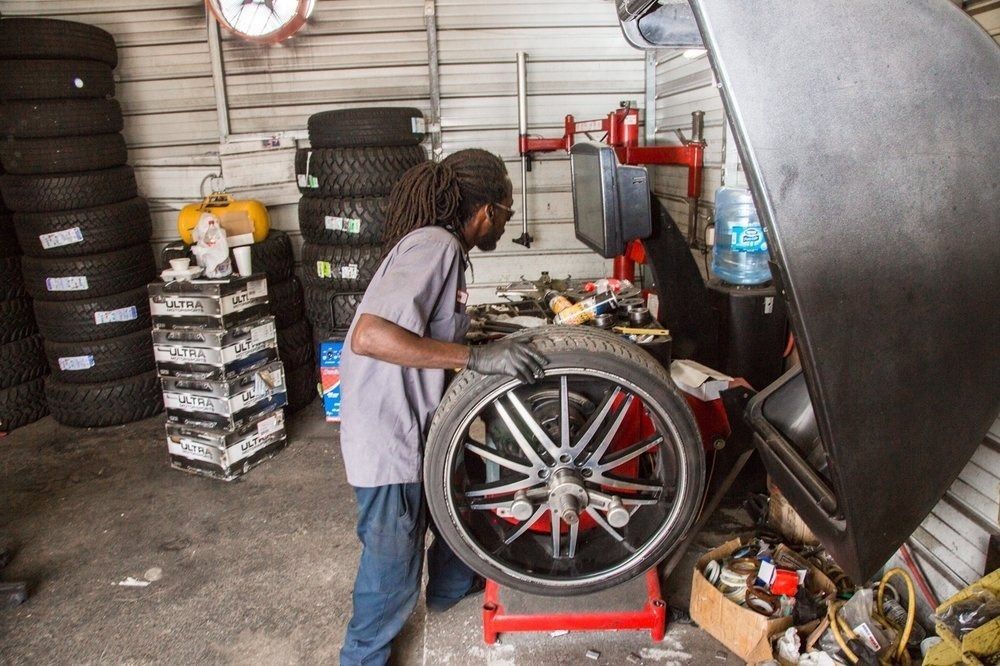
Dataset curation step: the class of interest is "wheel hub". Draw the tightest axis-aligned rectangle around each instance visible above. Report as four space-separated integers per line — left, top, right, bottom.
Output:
546 467 589 524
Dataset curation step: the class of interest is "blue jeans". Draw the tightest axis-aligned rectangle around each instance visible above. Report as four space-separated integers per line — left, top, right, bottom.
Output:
339 483 478 666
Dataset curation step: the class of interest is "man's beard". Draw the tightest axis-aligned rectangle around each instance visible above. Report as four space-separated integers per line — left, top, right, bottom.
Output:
475 224 503 252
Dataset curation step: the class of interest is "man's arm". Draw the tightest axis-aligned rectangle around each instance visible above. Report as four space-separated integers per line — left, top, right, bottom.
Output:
351 313 470 370
351 312 548 382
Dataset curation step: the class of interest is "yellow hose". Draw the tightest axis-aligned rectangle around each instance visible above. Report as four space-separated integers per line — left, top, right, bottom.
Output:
826 567 917 665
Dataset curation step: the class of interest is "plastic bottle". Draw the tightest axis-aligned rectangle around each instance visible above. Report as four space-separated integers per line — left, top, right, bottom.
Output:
544 290 573 317
711 186 772 285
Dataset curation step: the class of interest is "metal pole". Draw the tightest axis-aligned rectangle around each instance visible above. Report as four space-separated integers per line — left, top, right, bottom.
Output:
686 110 705 246
206 13 230 139
513 52 532 248
424 0 443 160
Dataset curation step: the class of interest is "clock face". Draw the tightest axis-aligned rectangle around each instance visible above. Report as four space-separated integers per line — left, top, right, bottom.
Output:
207 0 315 43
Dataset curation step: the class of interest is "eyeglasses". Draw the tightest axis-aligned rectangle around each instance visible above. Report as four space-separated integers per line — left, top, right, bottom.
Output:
493 203 515 219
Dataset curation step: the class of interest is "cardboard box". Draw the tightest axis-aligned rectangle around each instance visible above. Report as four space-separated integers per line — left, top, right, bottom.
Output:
162 361 287 431
149 275 268 329
153 315 278 380
689 538 837 664
218 210 254 248
319 339 343 422
166 409 287 481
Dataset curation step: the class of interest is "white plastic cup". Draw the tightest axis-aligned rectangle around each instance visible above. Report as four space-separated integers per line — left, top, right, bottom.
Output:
233 246 252 276
169 257 191 272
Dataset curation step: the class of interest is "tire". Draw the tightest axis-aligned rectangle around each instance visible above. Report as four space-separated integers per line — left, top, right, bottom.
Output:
277 318 313 370
250 229 293 282
0 255 25 300
268 276 304 329
33 286 151 342
0 134 127 175
308 107 425 148
0 59 115 101
0 18 118 66
296 145 425 198
0 99 123 139
13 197 151 258
45 370 163 428
304 286 363 332
285 361 318 415
0 335 47 390
0 166 137 213
298 196 388 246
300 243 380 292
0 298 37 344
0 211 19 256
0 377 48 432
45 330 154 384
22 244 155 303
424 326 705 596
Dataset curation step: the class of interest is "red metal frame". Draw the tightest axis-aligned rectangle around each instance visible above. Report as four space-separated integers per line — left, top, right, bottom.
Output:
519 106 705 279
481 568 667 645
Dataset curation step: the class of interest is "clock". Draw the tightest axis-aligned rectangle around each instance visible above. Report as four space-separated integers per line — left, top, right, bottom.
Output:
206 0 316 44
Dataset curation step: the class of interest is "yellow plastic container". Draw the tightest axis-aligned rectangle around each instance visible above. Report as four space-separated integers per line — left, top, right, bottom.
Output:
928 569 1000 665
177 192 270 245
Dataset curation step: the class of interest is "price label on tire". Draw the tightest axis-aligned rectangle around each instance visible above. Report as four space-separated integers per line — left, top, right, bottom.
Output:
340 264 359 280
58 355 96 371
94 306 138 325
39 226 84 250
316 261 332 279
46 276 89 292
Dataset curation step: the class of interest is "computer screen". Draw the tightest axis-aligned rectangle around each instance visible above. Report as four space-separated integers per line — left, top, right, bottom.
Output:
571 151 608 253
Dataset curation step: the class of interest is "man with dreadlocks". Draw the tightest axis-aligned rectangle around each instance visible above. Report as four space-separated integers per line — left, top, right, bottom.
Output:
337 149 547 665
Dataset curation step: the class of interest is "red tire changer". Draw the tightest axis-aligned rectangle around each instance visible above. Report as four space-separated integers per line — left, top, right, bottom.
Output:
513 52 706 283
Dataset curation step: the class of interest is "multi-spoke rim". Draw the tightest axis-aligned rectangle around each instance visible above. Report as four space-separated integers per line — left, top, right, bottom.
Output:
441 367 694 589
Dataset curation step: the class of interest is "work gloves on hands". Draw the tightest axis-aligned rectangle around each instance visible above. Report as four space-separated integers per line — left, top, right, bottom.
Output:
467 340 547 383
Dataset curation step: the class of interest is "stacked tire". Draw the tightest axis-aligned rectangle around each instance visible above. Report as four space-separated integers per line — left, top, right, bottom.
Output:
255 230 316 414
296 107 427 346
0 18 162 428
0 175 49 432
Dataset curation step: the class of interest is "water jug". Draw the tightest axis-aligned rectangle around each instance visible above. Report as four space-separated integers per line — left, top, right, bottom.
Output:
711 186 772 285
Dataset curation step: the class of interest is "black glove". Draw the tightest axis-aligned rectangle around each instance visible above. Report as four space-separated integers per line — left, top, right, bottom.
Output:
467 340 547 383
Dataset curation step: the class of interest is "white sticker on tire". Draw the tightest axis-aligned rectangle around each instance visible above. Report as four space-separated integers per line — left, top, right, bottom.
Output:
251 321 276 345
46 276 88 292
411 117 426 134
340 264 359 280
58 355 96 371
39 227 84 250
324 216 362 234
94 306 138 325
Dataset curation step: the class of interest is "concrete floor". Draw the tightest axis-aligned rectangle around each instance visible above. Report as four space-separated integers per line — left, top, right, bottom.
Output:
0 403 753 665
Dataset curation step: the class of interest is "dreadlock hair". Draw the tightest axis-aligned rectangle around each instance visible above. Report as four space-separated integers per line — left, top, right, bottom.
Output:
381 148 508 255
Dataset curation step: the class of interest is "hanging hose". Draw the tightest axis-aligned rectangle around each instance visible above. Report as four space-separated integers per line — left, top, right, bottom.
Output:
827 567 917 665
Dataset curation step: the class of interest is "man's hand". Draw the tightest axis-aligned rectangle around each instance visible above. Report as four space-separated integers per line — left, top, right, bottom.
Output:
467 340 547 383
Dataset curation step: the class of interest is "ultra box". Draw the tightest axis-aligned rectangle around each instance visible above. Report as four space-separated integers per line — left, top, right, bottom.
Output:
166 409 287 481
149 275 269 330
161 361 287 431
319 339 343 422
153 315 278 380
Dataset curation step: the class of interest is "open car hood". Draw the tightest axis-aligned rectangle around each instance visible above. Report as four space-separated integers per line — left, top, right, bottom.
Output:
618 0 1000 582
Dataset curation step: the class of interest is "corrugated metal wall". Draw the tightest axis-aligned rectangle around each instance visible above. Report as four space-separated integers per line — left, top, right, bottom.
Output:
651 3 1000 597
1 0 642 303
433 0 643 302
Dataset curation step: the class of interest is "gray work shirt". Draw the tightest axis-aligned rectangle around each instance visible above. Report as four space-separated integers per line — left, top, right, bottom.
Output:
338 226 470 487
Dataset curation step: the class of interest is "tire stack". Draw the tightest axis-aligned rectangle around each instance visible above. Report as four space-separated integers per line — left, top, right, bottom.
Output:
0 175 49 432
296 108 427 347
253 230 316 414
0 18 162 428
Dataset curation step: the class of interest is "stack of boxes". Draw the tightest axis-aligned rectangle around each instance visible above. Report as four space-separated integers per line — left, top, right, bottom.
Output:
148 275 289 481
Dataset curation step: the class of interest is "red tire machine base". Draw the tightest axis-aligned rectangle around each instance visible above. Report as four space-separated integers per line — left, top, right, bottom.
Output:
482 568 667 644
